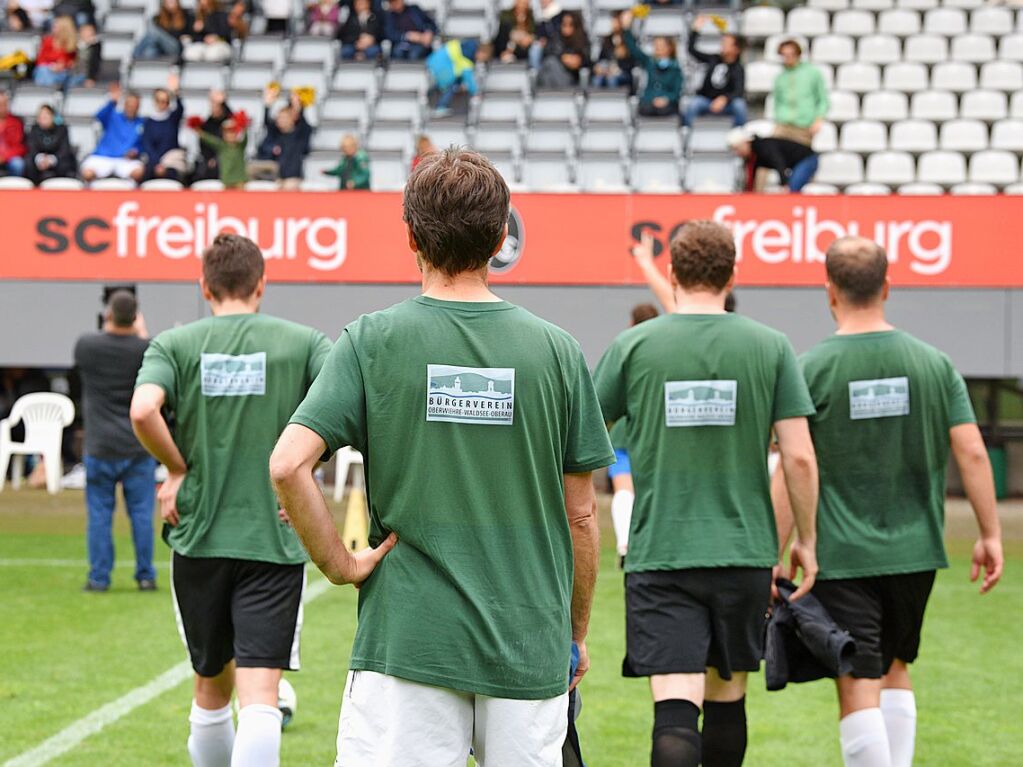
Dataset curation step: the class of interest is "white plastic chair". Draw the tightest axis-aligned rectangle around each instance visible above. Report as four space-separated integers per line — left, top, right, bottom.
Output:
333 446 365 503
0 393 75 494
857 35 901 65
878 9 921 37
904 34 948 64
866 151 916 185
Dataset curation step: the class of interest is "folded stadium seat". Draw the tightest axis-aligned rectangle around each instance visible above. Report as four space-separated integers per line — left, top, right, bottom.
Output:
799 182 840 194
833 10 876 37
968 150 1020 187
762 34 809 63
98 33 134 79
808 0 849 11
979 62 1023 94
916 150 968 186
310 121 354 152
583 93 632 127
382 65 430 98
591 13 613 39
241 36 289 68
302 151 343 180
634 122 683 156
10 86 61 120
969 6 1013 34
319 96 370 131
367 123 415 154
332 64 380 99
482 64 530 97
950 182 997 195
861 90 909 123
844 182 893 194
443 14 493 41
684 153 740 193
960 90 1008 122
820 62 838 89
839 119 888 153
897 182 943 194
942 0 984 8
787 7 831 37
367 151 409 191
877 9 922 37
631 153 682 192
373 95 423 127
0 176 35 189
865 150 916 185
810 35 856 65
0 31 38 59
938 119 988 152
91 178 138 190
281 65 330 103
689 117 732 154
472 125 523 156
883 62 929 93
857 35 902 65
300 177 337 192
999 34 1023 63
128 61 176 91
889 119 938 152
903 34 948 64
1013 92 1023 120
950 34 996 64
180 63 228 92
104 9 145 34
745 61 782 98
910 90 958 122
229 62 276 92
140 179 184 190
741 6 785 39
289 36 338 66
580 125 629 156
577 152 629 193
852 0 894 10
931 62 977 94
243 180 279 191
812 121 839 152
477 95 527 128
923 8 968 36
38 177 85 190
525 125 577 156
531 92 580 127
815 151 865 187
896 0 938 10
521 152 576 192
827 91 861 123
1004 183 1023 195
421 123 469 151
836 62 882 94
643 10 687 38
991 120 1023 153
65 119 97 158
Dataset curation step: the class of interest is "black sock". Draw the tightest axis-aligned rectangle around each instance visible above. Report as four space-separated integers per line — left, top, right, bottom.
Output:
651 699 701 767
702 697 748 767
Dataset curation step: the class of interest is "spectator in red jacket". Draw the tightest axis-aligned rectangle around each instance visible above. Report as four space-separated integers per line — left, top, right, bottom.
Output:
0 91 26 177
34 15 83 88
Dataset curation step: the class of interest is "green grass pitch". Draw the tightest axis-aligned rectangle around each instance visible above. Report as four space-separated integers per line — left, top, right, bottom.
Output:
1 491 1019 766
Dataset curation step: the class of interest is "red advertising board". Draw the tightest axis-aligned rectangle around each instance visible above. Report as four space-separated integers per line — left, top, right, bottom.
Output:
2 190 1019 287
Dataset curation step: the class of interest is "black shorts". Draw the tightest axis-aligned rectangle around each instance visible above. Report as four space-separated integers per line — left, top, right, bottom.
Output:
624 567 773 680
171 552 306 677
812 570 936 679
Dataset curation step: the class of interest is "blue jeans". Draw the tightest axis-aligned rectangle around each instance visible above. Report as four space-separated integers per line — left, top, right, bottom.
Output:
32 66 85 89
341 43 381 60
683 96 748 127
3 156 25 176
390 41 428 60
789 155 819 192
133 26 183 59
85 455 157 586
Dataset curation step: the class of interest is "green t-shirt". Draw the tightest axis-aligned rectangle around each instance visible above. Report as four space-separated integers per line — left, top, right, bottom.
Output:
800 330 976 579
135 313 332 564
609 418 629 452
289 296 614 700
594 313 815 573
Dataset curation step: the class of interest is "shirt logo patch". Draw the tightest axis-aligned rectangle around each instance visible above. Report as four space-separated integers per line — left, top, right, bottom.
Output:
200 352 266 397
849 376 910 420
427 365 515 426
664 380 737 427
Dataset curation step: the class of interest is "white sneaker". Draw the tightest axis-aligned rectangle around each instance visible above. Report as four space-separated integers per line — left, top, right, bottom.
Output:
61 463 87 490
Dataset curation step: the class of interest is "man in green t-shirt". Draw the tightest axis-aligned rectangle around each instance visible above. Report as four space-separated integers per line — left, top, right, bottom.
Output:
772 237 1004 767
269 148 613 766
130 234 333 767
593 221 820 767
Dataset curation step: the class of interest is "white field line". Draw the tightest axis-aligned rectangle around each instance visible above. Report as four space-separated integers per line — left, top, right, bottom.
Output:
0 559 170 568
3 574 333 767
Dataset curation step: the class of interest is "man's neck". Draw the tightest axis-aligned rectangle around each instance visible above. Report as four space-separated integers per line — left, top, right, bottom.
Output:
210 298 260 316
104 323 136 336
421 263 501 302
834 305 893 335
672 288 729 314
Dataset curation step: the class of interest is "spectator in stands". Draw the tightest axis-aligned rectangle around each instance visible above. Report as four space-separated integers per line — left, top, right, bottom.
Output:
529 0 564 70
55 0 95 27
73 21 100 86
255 86 311 190
306 0 340 38
591 10 634 90
536 10 589 88
191 89 232 182
0 90 26 177
134 0 191 61
15 0 51 29
80 83 144 184
33 15 82 88
192 107 248 188
772 39 829 146
4 4 31 31
141 76 185 182
339 0 382 61
384 0 436 61
411 134 435 171
323 133 370 190
493 0 534 64
263 0 290 34
684 15 746 127
25 103 76 184
182 0 232 63
621 10 682 118
428 39 486 117
727 127 818 193
227 0 249 41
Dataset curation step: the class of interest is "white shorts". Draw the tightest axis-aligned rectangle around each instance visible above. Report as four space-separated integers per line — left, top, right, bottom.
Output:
335 670 568 767
81 154 143 179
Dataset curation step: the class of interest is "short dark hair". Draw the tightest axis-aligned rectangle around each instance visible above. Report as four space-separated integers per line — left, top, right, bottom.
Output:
403 148 510 277
725 33 747 52
670 221 736 293
778 38 802 57
153 88 169 100
826 237 888 306
630 303 659 326
202 233 265 300
107 289 137 327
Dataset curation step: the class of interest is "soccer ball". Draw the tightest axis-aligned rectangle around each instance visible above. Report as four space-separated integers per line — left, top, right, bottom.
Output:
278 678 297 730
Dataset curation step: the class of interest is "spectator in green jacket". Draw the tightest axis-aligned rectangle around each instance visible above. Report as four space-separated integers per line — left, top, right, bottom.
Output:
191 111 248 189
772 39 829 146
621 10 682 118
323 134 370 190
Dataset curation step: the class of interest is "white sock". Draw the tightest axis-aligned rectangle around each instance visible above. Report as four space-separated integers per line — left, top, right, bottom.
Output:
610 489 634 556
881 689 917 767
840 708 892 767
231 703 283 767
187 701 234 767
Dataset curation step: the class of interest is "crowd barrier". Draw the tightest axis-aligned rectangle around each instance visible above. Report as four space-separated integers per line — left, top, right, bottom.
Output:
2 191 1020 287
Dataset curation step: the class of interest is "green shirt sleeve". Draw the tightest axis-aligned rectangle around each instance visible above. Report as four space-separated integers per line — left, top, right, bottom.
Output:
134 336 179 410
944 358 976 427
289 329 367 454
812 67 830 120
593 338 627 424
563 345 616 473
306 329 333 384
772 338 816 423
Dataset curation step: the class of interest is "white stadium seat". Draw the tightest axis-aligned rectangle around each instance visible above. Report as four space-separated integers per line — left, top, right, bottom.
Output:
0 176 34 189
979 63 1023 94
923 8 967 36
939 119 988 152
815 151 865 186
999 34 1023 63
745 61 782 95
917 150 967 186
883 62 929 93
1013 92 1023 120
911 90 958 122
960 90 1008 122
1004 184 1023 195
577 153 628 193
483 65 530 96
969 7 1013 36
583 94 632 126
813 121 839 152
990 120 1023 153
632 154 682 193
833 10 876 37
866 150 916 184
635 123 683 156
525 126 575 155
531 93 579 126
472 127 522 155
808 0 849 11
580 126 629 155
904 34 948 64
289 36 336 65
862 90 909 122
968 150 1019 186
787 7 831 37
836 62 882 93
685 154 739 193
852 0 893 10
877 9 921 36
890 120 938 153
741 6 785 38
811 34 856 64
950 182 997 195
931 62 977 94
942 0 983 9
828 91 862 123
39 177 84 190
857 35 901 64
840 119 888 152
897 183 944 195
333 65 379 98
896 0 938 10
800 182 840 195
522 153 575 192
950 35 996 64
845 182 892 194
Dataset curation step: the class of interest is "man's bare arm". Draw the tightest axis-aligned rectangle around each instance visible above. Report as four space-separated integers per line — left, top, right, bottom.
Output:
771 462 795 559
774 417 819 600
270 423 395 586
565 471 600 690
950 423 1004 593
130 384 186 473
632 231 676 313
